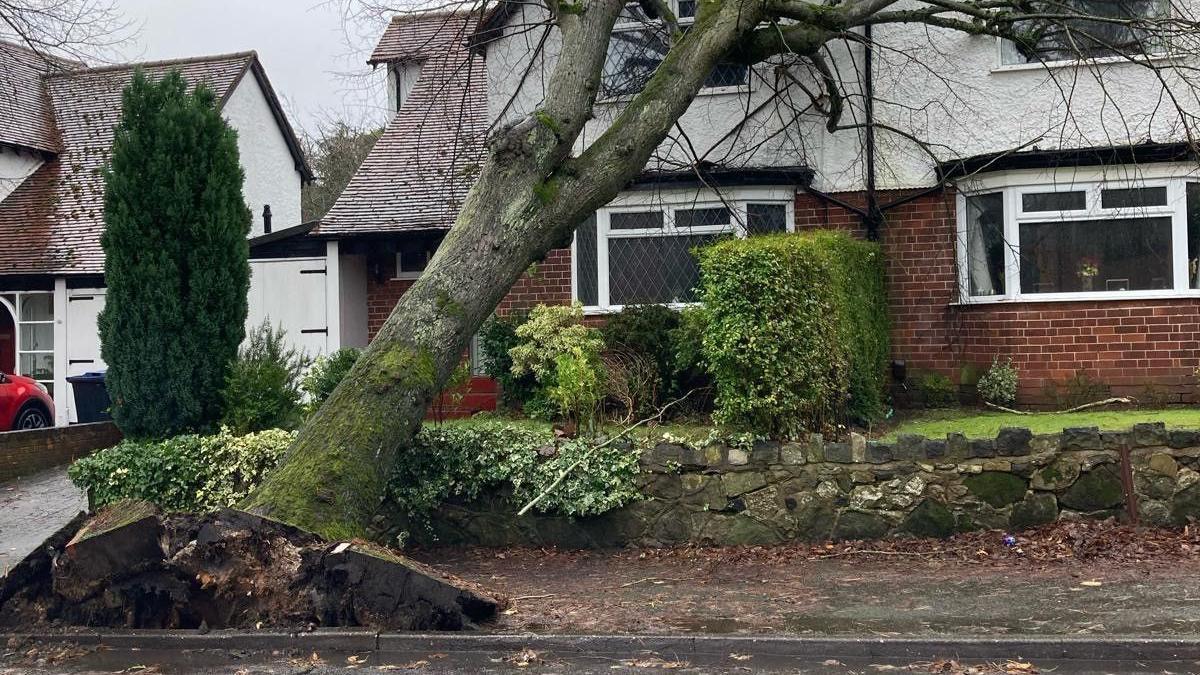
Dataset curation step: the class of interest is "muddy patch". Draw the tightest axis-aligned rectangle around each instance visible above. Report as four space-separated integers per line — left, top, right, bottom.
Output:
0 502 501 631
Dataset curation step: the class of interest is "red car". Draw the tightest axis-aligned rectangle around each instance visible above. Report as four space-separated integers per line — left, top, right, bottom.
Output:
0 372 54 430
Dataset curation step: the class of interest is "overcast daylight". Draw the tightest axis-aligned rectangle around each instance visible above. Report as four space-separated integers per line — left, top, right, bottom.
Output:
7 0 1200 670
112 0 391 132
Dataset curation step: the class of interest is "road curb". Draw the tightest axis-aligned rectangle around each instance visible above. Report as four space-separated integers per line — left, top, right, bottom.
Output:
5 630 1200 661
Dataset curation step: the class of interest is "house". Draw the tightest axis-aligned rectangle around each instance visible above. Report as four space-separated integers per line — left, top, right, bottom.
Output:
0 41 312 424
276 4 1200 408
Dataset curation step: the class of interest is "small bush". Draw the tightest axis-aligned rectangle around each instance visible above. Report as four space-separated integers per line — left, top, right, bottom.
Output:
509 304 605 424
670 305 712 405
916 371 957 407
548 348 606 432
221 322 311 433
301 347 361 413
603 349 662 422
69 427 295 511
696 231 889 436
977 357 1019 405
478 312 537 409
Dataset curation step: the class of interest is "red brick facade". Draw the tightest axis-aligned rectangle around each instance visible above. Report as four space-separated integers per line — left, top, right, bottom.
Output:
364 189 1200 408
796 189 1200 405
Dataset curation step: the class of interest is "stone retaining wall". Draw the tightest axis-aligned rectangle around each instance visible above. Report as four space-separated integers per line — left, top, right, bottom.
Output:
400 423 1200 548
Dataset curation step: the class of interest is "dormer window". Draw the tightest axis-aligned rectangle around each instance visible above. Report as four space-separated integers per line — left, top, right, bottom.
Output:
600 0 748 99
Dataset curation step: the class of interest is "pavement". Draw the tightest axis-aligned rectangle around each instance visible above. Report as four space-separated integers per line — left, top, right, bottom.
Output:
0 466 86 573
6 632 1200 673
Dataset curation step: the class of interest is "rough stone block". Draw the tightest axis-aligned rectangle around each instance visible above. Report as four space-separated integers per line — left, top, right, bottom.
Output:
968 438 996 458
864 442 892 464
901 499 957 538
750 440 781 465
1060 427 1102 452
995 428 1033 456
923 439 947 460
824 442 853 463
721 471 768 497
780 442 806 465
1147 453 1179 477
963 471 1028 508
1060 463 1123 512
1030 456 1081 491
1131 422 1168 448
850 432 867 463
727 447 749 466
892 434 926 461
832 510 890 540
1168 429 1200 449
703 444 726 467
1010 492 1059 528
946 433 969 460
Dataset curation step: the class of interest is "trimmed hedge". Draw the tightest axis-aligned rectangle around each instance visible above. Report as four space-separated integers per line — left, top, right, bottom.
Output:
697 230 889 435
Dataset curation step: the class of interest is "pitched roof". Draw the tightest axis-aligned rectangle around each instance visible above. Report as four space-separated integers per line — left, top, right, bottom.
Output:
319 12 485 236
0 51 312 276
0 41 80 154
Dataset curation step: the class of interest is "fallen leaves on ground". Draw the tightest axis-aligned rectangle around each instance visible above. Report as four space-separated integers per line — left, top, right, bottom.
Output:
503 648 542 667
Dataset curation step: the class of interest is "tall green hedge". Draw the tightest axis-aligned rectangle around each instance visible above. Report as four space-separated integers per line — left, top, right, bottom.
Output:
697 230 889 436
99 69 251 438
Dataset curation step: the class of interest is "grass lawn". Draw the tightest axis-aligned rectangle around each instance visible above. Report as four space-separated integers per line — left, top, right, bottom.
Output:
883 407 1200 440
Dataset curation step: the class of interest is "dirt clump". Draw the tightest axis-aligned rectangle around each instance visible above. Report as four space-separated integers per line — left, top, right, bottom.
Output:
0 503 501 631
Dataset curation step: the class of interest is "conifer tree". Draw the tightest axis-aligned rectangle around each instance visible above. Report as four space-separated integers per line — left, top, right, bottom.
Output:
99 69 250 438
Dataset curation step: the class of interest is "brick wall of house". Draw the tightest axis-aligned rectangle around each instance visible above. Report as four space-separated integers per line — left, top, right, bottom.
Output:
366 248 573 340
0 421 122 482
796 188 1200 405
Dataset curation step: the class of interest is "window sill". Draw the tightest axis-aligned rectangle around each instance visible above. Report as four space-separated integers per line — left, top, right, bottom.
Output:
582 302 694 315
952 290 1200 306
990 52 1174 73
390 273 422 281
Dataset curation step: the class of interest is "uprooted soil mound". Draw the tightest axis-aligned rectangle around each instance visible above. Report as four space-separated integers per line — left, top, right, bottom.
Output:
0 503 501 631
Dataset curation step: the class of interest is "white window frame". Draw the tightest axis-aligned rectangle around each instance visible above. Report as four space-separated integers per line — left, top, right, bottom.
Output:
573 186 795 314
599 0 750 103
955 163 1197 304
0 291 55 392
393 243 434 281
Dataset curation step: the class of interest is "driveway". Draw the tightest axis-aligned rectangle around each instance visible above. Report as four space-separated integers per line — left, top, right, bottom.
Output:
0 466 86 573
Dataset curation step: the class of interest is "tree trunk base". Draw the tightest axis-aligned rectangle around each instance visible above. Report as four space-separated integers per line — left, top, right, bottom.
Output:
0 502 502 631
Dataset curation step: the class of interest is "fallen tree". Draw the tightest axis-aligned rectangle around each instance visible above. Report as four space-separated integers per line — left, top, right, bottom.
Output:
242 0 1200 538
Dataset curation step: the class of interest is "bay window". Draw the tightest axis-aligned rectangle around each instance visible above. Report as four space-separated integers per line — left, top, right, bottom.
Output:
574 189 793 311
958 173 1200 301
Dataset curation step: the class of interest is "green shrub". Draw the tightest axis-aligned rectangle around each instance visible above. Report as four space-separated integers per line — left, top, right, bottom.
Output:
510 304 606 423
69 427 295 511
915 371 957 407
670 305 713 406
99 69 251 439
696 231 889 436
549 348 606 432
221 322 311 434
387 421 642 525
977 357 1019 405
478 312 537 409
301 347 361 413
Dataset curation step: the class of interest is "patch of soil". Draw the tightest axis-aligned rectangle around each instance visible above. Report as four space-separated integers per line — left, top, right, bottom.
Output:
0 503 501 631
410 519 1200 636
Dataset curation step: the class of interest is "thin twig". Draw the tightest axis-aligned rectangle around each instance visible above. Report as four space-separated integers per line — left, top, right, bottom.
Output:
516 390 700 517
619 576 682 587
511 594 556 601
984 397 1135 415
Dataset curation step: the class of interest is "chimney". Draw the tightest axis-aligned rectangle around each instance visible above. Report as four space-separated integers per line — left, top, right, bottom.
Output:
262 204 272 234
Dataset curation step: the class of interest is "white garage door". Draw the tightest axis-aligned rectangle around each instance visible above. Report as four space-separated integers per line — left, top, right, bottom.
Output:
247 258 330 358
65 288 107 424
